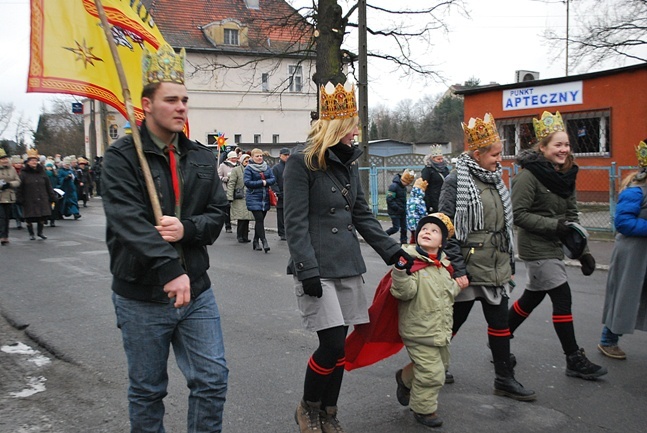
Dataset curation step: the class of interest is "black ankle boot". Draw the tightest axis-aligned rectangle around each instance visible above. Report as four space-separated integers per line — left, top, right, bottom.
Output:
261 238 270 253
493 361 536 401
27 224 35 240
252 239 261 251
566 348 608 380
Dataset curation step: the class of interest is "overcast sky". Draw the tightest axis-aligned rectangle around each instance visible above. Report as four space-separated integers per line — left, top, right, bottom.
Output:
0 0 641 143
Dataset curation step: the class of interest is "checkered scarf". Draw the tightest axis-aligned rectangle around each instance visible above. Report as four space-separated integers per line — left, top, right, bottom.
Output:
454 153 514 253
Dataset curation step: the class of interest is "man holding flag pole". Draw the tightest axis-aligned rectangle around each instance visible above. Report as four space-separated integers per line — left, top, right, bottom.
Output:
28 1 229 431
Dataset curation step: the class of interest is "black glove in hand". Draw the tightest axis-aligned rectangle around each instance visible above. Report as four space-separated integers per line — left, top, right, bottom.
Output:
390 249 414 275
1 183 9 190
302 276 323 298
556 219 571 238
579 253 596 276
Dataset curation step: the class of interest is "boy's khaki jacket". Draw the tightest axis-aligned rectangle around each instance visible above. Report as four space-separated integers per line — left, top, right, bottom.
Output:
390 244 461 347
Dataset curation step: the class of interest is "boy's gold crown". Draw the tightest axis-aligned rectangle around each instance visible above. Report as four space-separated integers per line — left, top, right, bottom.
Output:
462 113 501 151
533 111 565 139
319 81 358 120
142 43 186 85
636 140 647 168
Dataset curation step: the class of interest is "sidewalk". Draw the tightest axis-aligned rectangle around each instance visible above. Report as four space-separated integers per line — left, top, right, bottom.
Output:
258 209 614 270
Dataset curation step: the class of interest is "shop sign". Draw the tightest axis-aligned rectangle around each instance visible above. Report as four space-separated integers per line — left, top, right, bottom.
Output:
503 81 583 111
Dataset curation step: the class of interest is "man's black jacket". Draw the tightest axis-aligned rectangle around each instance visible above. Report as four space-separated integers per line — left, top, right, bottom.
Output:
102 123 227 302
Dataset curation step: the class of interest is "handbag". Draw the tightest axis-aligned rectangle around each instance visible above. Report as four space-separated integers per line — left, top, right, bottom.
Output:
260 172 278 206
234 187 244 200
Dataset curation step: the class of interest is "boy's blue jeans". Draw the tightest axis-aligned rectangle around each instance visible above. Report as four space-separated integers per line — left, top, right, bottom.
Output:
113 289 228 433
600 325 622 346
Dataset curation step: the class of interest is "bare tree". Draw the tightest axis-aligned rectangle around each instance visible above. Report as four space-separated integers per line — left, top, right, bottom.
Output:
33 97 85 156
0 102 15 138
184 1 466 92
545 0 647 70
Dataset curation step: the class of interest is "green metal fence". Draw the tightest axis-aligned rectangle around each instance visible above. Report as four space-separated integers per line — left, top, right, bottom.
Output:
360 162 637 233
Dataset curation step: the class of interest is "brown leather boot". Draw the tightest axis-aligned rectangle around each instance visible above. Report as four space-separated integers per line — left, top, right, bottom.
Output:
294 400 322 433
321 406 346 433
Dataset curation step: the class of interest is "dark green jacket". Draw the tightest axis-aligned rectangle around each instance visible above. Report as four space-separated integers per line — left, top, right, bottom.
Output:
511 165 581 261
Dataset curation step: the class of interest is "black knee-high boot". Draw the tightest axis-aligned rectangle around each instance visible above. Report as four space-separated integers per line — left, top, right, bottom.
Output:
37 222 47 240
27 223 35 240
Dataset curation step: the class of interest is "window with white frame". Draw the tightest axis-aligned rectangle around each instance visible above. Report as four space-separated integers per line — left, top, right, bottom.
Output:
565 111 610 155
254 134 261 144
272 134 279 144
224 28 239 45
262 73 269 92
288 65 303 92
234 134 241 144
496 110 610 158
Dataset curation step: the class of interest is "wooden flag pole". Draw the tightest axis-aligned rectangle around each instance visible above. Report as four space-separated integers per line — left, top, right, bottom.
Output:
93 0 163 224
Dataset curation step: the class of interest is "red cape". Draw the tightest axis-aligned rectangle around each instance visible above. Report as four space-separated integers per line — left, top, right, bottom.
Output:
344 260 432 371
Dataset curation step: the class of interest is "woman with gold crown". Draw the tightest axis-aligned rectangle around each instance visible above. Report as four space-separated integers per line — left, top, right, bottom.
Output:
508 111 607 380
284 81 413 433
597 138 647 360
439 113 536 401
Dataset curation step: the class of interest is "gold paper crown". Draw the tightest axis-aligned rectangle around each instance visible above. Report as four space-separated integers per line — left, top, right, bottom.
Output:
462 113 501 151
26 148 40 159
636 140 647 168
142 43 186 85
319 81 358 120
426 212 455 239
533 111 565 139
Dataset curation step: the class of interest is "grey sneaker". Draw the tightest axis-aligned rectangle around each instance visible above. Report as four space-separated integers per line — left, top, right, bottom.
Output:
597 344 626 360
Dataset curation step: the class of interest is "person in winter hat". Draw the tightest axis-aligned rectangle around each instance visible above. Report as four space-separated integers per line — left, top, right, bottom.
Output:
406 177 428 244
385 169 414 243
0 148 21 245
391 213 464 428
421 145 450 213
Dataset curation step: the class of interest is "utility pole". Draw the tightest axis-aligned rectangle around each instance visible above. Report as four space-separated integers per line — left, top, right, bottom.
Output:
99 102 109 155
565 0 570 76
89 100 97 159
358 0 368 167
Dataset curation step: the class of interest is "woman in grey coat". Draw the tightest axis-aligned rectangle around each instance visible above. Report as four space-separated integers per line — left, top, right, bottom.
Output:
285 81 412 433
226 153 253 243
598 139 647 360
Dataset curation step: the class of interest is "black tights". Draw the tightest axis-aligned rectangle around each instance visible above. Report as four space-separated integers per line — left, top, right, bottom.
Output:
508 282 578 355
303 325 348 408
453 298 511 364
251 210 267 241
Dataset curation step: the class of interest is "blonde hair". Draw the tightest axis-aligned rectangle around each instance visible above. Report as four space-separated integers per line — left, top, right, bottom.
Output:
620 170 647 191
534 131 574 172
304 116 359 171
250 148 263 156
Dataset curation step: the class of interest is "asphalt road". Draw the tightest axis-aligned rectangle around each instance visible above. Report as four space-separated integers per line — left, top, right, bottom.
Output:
1 199 646 433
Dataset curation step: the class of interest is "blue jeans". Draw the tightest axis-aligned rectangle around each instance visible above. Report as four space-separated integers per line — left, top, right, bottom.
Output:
600 325 622 346
113 289 228 433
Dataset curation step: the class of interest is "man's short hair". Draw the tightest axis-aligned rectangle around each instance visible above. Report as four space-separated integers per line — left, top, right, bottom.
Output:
142 82 162 100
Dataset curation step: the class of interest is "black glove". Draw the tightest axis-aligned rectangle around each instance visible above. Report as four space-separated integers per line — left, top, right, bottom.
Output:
556 219 571 238
302 276 323 298
579 253 596 276
390 249 414 275
1 182 9 190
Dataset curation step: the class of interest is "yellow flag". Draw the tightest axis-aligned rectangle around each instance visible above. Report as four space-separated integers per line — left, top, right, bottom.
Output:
28 0 167 123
